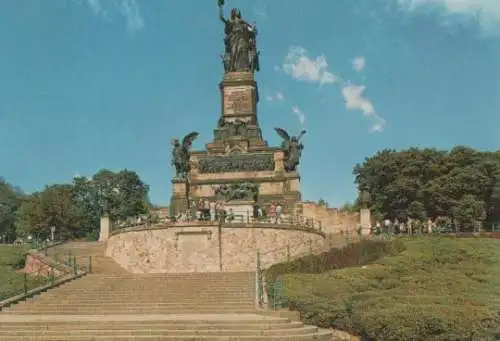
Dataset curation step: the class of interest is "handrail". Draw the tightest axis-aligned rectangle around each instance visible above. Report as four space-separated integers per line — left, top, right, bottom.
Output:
110 215 325 237
0 245 91 310
0 272 86 310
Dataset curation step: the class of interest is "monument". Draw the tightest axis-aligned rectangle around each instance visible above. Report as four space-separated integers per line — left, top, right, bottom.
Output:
169 0 306 217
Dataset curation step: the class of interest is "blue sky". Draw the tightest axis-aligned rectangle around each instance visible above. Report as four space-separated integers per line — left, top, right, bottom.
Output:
0 0 499 207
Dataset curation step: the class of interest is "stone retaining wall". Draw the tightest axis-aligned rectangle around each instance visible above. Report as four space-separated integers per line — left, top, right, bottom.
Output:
106 223 327 273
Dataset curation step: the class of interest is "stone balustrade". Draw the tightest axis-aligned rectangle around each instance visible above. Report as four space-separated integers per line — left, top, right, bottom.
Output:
110 214 324 237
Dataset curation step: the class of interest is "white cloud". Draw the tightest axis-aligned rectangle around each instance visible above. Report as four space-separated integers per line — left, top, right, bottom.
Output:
397 0 500 34
352 57 366 72
369 123 385 133
83 0 144 34
342 84 385 133
292 106 306 125
283 47 337 85
342 85 375 116
283 46 385 133
265 91 284 101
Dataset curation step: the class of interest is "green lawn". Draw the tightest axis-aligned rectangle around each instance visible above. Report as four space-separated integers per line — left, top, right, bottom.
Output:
0 245 47 301
267 236 500 341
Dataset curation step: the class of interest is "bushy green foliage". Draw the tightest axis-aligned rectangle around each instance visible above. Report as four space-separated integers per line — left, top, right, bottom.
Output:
0 245 27 269
268 237 500 341
13 168 150 241
0 245 46 301
353 147 500 227
266 239 404 280
0 178 24 243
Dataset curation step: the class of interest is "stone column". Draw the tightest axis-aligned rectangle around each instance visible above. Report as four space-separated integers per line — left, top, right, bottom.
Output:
99 215 110 242
170 178 189 217
220 72 258 123
283 172 302 216
360 208 371 235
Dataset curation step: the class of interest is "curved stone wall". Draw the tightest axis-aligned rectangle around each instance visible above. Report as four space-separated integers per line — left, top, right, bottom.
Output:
106 222 327 273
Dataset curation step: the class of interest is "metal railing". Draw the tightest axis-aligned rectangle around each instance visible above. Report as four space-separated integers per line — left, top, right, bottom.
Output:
113 213 324 235
255 239 318 310
0 245 92 308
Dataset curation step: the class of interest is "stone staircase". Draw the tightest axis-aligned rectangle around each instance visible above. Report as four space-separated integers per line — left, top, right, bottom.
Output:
2 273 257 314
0 242 334 340
47 241 127 274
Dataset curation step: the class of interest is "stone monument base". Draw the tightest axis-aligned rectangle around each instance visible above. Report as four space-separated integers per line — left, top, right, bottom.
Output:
360 208 371 235
225 200 254 223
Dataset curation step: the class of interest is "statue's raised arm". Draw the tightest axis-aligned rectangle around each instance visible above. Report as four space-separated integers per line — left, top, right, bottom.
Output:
217 0 227 23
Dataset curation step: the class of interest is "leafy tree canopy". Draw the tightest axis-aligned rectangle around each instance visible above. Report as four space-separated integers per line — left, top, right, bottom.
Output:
0 178 24 242
353 146 500 228
8 169 149 242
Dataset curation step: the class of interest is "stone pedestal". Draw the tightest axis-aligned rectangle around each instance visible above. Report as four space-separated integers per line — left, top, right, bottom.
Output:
225 200 254 223
170 72 303 216
99 215 110 242
360 208 371 235
170 178 189 217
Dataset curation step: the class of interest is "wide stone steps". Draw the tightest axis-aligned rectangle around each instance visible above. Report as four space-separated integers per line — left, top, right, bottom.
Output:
0 335 333 341
46 289 254 295
2 309 259 314
26 295 255 301
0 320 305 330
0 314 333 340
22 293 254 300
0 326 320 337
0 261 331 340
5 304 256 313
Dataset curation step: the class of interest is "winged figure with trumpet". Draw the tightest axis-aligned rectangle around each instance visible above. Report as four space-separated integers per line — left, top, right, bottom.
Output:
171 132 199 179
274 128 306 172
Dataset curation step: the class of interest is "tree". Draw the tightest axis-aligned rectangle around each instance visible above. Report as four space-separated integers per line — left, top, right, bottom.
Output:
16 184 87 241
407 201 427 221
317 198 328 207
0 178 24 242
353 147 500 224
73 169 150 231
451 195 486 232
339 202 357 213
14 168 150 242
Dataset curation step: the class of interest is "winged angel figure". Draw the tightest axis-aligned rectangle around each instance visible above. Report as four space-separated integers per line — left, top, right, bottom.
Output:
171 132 199 179
274 128 306 172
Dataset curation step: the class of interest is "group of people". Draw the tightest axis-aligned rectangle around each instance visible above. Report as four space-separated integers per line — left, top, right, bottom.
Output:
369 218 438 235
173 199 286 224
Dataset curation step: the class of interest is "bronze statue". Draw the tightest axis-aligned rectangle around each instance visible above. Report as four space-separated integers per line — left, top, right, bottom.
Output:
214 182 258 201
274 128 306 172
218 0 260 73
358 185 371 209
171 132 199 179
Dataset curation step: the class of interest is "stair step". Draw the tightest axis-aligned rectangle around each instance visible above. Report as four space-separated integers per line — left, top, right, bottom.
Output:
0 321 305 330
0 331 333 341
0 326 318 336
21 301 254 306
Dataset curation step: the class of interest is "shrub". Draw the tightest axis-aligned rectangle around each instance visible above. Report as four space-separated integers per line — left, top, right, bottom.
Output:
267 236 500 341
266 238 404 280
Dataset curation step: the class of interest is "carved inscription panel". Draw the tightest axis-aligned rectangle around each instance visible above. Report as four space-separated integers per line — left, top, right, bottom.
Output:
198 153 275 173
223 86 253 115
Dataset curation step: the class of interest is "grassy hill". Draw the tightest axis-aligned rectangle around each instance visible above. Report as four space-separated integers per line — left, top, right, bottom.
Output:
266 236 500 341
0 245 45 301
